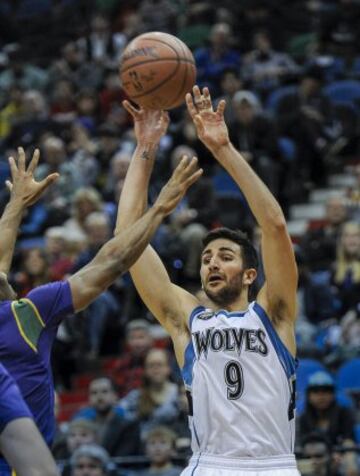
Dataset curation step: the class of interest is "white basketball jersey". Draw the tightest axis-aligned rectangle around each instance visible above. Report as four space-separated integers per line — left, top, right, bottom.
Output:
181 301 297 459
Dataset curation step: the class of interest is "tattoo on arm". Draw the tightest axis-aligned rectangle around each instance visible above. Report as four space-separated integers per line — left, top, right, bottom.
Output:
139 144 158 161
141 150 151 160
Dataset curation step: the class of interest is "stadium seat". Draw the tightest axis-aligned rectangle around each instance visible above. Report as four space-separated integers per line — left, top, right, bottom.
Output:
336 358 360 393
212 170 243 197
324 80 360 110
278 137 297 162
355 424 360 444
296 358 326 396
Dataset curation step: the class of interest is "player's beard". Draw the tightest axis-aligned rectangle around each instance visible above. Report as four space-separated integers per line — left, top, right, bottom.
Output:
204 270 244 307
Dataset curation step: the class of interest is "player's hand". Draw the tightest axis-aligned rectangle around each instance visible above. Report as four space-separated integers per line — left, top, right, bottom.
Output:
154 156 203 216
122 100 169 146
186 85 230 154
6 147 59 207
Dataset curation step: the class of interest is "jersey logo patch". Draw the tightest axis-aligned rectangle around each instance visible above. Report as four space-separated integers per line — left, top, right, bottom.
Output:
197 311 214 320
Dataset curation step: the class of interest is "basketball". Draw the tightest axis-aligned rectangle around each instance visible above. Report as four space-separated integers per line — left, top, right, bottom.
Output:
119 32 196 110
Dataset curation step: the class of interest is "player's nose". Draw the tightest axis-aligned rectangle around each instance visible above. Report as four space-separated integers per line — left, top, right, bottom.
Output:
208 257 220 269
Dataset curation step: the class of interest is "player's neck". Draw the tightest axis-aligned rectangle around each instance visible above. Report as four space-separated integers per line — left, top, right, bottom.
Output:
210 295 250 313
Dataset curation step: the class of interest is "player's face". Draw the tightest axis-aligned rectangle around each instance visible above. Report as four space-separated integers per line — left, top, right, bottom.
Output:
89 379 117 413
200 238 245 306
72 456 105 476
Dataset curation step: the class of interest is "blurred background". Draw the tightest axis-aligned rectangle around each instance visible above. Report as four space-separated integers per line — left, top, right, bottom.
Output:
0 1 359 475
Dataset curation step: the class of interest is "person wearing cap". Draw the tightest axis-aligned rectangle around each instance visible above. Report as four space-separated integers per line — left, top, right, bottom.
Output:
297 371 358 476
70 444 111 476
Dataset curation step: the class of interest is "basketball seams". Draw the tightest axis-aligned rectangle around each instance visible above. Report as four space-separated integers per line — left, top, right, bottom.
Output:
120 33 196 109
121 37 181 102
120 37 194 73
120 57 195 74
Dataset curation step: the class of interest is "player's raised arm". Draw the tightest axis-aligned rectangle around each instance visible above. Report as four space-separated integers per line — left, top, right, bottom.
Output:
68 155 202 312
115 101 200 335
186 86 298 341
0 148 59 297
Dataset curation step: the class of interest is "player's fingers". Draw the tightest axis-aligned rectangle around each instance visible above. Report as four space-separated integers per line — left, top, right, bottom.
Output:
216 99 226 116
182 156 199 178
183 168 203 189
8 156 17 179
185 93 197 118
27 148 40 174
39 173 60 192
193 85 201 103
173 155 191 178
193 115 205 135
17 147 26 172
122 100 140 118
203 87 213 110
5 180 13 192
162 110 170 123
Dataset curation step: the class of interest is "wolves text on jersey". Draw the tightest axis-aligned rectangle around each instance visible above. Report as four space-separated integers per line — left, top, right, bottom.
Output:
193 327 269 358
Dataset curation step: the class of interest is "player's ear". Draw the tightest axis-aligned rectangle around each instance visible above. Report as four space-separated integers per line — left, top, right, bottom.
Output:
243 268 257 286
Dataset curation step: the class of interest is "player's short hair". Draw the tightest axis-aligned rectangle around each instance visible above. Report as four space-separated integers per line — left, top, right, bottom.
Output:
202 227 258 270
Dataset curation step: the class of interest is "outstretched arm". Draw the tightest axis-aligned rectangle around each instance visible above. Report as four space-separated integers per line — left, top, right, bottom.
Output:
68 156 202 312
0 147 59 275
187 87 298 332
115 102 200 337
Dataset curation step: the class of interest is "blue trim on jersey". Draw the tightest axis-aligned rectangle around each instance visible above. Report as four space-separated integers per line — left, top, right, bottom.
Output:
189 306 205 330
216 309 248 317
253 302 297 379
182 340 196 386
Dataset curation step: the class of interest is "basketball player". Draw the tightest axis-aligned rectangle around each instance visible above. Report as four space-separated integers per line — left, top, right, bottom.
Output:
0 145 202 474
118 86 300 476
0 363 59 476
0 147 59 475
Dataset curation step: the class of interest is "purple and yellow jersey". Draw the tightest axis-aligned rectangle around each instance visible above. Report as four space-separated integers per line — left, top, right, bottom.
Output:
0 281 73 446
0 362 34 475
0 362 32 433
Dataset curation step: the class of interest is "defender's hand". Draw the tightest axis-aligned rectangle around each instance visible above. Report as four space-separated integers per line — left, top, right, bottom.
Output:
154 156 203 216
186 85 230 153
122 100 170 146
6 147 59 207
